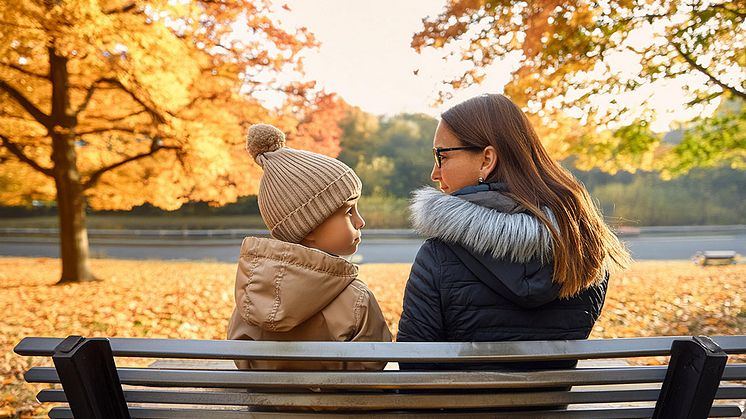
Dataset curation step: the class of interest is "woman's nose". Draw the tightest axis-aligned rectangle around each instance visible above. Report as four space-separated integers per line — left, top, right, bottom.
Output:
431 163 440 182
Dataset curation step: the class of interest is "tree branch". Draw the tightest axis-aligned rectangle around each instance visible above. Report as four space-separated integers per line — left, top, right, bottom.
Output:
620 13 669 24
103 2 138 14
82 143 179 190
74 77 131 116
97 78 167 124
0 20 43 31
0 80 52 128
0 62 49 79
179 93 219 112
670 41 746 101
711 3 746 19
0 135 54 177
0 112 38 123
76 126 142 136
84 109 148 123
74 78 106 116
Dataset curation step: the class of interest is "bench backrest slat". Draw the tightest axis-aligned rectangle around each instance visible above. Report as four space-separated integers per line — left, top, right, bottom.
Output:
15 335 746 362
37 386 746 409
46 405 746 419
25 364 746 389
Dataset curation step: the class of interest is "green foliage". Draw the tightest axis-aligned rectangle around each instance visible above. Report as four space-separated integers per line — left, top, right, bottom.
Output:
357 195 411 229
573 121 661 173
337 107 381 165
339 111 437 197
355 156 395 196
664 98 746 176
574 166 746 226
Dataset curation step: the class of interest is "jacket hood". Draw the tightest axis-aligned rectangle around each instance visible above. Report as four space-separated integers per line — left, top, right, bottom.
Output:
410 185 556 264
410 184 561 307
234 236 358 332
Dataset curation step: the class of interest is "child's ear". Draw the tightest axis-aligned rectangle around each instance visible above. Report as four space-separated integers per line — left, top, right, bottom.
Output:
301 230 316 246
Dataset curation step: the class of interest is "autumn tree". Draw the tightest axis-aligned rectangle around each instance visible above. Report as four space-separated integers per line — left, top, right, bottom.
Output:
413 0 745 172
0 1 344 283
337 105 381 165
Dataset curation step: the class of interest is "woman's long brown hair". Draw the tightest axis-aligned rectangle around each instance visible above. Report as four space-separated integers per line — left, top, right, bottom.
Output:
441 94 631 298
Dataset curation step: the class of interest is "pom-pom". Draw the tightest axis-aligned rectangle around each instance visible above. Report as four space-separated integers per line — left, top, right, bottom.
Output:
246 124 285 163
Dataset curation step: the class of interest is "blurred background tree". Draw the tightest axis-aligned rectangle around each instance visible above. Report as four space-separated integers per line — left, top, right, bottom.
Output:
338 111 436 197
412 0 745 174
0 0 345 283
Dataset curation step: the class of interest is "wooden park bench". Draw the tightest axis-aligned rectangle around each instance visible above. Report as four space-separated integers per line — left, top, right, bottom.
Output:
695 251 739 266
14 334 746 418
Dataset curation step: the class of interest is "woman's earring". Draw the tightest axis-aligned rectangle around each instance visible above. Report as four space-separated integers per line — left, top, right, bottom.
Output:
478 176 484 184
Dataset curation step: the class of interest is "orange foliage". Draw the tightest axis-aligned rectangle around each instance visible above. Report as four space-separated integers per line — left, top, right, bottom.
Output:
0 0 344 210
1 258 744 415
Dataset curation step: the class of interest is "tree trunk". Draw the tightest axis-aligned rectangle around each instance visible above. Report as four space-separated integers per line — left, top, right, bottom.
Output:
48 45 96 284
52 135 95 284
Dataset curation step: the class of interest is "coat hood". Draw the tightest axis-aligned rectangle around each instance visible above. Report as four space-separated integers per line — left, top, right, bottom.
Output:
410 184 557 264
410 184 561 307
234 236 358 332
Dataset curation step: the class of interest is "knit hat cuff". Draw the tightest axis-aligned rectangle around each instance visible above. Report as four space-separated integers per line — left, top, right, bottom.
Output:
271 169 362 243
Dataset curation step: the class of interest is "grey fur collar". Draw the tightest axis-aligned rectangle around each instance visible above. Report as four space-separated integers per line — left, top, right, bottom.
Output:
410 187 556 263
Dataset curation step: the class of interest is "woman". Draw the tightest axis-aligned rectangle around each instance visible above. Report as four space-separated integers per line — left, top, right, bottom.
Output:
397 94 631 370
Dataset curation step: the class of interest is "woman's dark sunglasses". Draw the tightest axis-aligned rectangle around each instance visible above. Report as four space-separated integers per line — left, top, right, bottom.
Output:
432 146 482 168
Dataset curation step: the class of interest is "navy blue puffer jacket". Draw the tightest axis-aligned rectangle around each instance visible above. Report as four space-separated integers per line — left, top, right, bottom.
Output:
397 183 608 370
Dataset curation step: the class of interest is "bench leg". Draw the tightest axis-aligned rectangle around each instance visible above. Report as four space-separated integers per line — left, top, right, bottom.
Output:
52 335 130 419
653 335 728 419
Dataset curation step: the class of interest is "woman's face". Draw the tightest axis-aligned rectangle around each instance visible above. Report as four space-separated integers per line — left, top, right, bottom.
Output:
431 121 485 194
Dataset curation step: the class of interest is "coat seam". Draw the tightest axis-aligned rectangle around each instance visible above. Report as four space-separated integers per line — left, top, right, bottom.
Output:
349 281 366 340
241 256 260 326
267 246 289 331
241 253 357 277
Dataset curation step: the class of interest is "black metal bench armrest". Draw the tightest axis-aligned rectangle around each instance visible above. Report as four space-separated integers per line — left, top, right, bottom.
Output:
653 336 728 419
51 336 130 419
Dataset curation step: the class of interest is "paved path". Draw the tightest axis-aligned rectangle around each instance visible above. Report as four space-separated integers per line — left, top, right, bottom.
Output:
1 233 745 263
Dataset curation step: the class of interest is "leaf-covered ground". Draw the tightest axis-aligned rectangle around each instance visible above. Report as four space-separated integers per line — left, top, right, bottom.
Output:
1 257 745 417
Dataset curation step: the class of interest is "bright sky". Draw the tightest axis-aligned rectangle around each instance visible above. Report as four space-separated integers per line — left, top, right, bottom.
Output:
276 1 516 114
274 0 719 132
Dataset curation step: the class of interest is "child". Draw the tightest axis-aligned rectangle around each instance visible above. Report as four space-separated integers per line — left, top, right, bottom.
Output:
227 124 392 370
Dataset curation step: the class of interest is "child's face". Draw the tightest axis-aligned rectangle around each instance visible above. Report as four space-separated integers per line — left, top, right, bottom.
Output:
301 197 365 257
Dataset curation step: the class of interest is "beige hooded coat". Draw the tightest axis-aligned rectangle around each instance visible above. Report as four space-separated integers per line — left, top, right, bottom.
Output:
227 237 392 370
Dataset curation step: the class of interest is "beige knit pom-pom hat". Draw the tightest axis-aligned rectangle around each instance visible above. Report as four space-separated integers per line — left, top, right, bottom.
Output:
246 124 362 243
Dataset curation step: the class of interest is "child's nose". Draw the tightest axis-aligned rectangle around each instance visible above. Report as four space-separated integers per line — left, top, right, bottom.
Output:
356 213 365 230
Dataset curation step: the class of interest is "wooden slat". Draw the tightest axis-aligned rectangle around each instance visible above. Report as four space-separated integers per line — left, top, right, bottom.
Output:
15 335 746 362
720 364 746 380
27 364 746 389
47 405 745 419
36 386 746 409
26 366 670 389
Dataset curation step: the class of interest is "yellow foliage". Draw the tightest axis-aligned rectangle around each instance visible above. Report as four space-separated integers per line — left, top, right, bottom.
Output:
0 0 343 211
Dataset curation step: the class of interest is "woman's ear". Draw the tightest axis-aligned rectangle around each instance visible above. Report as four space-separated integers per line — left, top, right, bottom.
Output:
480 145 498 177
